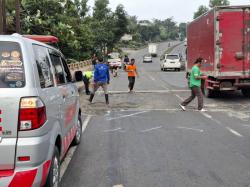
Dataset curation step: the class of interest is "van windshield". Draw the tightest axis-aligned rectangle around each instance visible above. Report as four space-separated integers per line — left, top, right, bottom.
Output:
0 41 25 88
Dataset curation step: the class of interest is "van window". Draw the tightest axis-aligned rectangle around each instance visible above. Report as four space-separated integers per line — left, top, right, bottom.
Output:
61 57 72 83
0 41 25 88
33 45 54 88
49 53 66 85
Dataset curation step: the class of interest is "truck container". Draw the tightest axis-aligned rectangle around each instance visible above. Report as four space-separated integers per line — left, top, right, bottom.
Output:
187 6 250 97
148 43 158 57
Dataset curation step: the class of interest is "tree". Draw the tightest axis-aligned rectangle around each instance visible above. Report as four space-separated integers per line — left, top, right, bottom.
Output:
179 22 187 41
15 0 21 33
209 0 230 8
193 5 209 19
0 0 3 34
93 0 110 20
113 4 128 43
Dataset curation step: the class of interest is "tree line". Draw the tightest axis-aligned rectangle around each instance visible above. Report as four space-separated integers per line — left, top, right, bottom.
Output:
193 0 230 19
2 0 186 61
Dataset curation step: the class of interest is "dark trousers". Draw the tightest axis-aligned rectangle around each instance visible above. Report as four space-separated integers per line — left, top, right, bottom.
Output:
181 86 203 110
83 76 90 94
128 76 135 91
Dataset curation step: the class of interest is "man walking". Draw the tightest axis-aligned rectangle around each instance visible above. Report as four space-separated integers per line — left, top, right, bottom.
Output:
179 57 207 111
89 57 110 105
82 70 93 95
126 58 138 93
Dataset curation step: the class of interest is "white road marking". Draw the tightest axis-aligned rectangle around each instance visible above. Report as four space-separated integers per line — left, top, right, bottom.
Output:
60 115 92 180
242 124 250 127
82 115 92 133
95 89 190 94
177 126 204 133
141 126 162 133
104 128 122 133
226 127 243 137
201 112 212 119
175 94 184 101
106 111 148 121
148 74 156 81
113 185 124 187
60 147 76 180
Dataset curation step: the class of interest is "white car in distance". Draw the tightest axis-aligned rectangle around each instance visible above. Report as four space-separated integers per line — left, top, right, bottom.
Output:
160 54 181 71
143 54 153 63
108 52 122 69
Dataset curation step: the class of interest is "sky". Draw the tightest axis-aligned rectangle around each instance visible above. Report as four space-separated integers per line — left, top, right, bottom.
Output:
88 0 250 23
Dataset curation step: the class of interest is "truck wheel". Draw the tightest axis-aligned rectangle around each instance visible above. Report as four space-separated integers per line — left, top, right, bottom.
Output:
72 114 82 145
204 87 216 98
45 147 60 187
241 89 250 97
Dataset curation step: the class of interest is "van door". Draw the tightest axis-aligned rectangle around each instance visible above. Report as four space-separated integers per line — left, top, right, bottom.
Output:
0 41 25 170
219 8 250 74
49 50 74 155
60 57 78 153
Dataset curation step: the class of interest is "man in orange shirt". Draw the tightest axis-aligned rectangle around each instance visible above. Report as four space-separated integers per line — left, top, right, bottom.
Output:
126 58 139 93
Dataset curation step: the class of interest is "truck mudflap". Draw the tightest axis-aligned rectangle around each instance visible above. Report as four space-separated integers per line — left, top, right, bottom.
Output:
0 160 51 187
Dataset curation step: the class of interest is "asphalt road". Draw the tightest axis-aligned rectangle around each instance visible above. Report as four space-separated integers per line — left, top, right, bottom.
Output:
61 42 250 187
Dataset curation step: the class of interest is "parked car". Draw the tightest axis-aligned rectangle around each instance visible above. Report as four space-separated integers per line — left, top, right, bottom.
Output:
143 54 153 63
160 54 181 71
107 52 122 69
0 34 82 187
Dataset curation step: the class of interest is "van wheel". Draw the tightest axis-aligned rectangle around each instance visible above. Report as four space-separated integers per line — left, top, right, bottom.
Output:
45 147 60 187
72 115 82 145
242 89 250 97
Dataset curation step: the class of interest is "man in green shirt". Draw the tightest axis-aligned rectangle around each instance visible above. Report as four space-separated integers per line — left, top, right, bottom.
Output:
180 58 207 111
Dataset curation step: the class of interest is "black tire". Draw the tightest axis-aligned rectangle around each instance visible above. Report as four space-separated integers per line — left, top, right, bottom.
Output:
204 87 217 98
242 89 250 97
45 147 60 187
72 114 82 145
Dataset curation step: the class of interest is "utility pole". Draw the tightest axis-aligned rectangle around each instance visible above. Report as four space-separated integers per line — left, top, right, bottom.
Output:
15 0 21 33
0 0 3 34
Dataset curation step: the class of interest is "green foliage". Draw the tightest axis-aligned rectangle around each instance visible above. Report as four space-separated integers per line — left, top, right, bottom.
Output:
179 22 187 41
193 5 209 19
4 0 186 61
93 0 110 20
209 0 230 8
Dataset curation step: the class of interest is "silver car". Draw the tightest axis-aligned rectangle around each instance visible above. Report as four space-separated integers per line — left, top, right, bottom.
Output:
0 34 82 187
143 54 153 63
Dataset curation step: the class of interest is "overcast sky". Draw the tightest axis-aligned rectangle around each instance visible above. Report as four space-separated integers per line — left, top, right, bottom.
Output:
88 0 250 23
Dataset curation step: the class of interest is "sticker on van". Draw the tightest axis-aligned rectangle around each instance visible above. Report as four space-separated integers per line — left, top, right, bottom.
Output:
0 42 25 88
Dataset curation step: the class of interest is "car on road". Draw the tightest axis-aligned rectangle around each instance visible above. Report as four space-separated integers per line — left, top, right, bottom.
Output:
143 54 153 63
160 54 181 71
0 34 82 187
107 52 122 69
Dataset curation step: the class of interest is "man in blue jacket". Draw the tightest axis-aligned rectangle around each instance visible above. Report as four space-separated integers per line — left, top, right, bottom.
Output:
89 57 110 105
